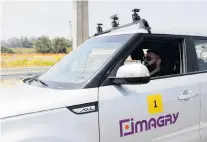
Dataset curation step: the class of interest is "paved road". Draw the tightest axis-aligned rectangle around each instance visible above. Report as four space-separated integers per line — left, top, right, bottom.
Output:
1 72 43 80
1 66 51 75
1 66 51 80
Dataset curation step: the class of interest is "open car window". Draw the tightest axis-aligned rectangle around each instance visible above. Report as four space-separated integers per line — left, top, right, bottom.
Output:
123 37 183 78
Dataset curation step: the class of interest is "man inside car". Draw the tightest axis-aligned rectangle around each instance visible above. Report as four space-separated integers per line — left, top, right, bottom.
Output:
144 48 166 77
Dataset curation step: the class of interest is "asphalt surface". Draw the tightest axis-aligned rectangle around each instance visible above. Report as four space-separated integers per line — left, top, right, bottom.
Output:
1 66 51 74
1 72 42 80
1 66 51 80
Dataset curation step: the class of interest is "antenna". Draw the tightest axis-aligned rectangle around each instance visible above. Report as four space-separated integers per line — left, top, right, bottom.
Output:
93 8 151 36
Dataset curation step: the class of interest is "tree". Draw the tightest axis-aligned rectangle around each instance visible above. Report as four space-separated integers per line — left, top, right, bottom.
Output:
52 37 71 53
1 40 9 47
1 37 34 48
1 45 15 53
29 37 37 43
201 45 207 51
7 37 22 47
22 37 32 48
33 36 53 53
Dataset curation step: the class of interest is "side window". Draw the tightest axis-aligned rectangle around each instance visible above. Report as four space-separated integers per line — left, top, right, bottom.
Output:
124 37 184 78
194 39 207 71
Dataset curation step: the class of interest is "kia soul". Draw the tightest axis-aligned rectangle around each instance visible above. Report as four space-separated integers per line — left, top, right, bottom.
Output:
1 9 207 142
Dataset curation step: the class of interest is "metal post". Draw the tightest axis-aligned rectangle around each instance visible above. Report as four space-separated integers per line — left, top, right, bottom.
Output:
72 0 89 50
69 21 72 41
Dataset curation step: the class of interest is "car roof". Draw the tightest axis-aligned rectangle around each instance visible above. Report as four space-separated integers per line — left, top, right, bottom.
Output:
92 24 207 39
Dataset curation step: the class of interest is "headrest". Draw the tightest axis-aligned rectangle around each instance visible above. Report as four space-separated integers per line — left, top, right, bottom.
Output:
131 48 144 61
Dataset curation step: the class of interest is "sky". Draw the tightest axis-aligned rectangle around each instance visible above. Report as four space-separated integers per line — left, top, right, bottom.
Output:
1 0 207 40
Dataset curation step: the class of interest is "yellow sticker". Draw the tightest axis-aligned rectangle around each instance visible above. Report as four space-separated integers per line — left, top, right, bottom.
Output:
147 94 163 114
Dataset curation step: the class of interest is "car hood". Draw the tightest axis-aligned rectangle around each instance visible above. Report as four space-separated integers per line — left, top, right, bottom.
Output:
0 83 98 119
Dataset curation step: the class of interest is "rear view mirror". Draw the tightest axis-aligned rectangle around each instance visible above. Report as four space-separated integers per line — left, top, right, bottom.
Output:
109 63 150 85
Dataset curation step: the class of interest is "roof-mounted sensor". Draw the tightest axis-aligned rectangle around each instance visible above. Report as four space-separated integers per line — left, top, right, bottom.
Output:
132 9 141 22
110 14 119 28
94 8 151 36
96 23 103 34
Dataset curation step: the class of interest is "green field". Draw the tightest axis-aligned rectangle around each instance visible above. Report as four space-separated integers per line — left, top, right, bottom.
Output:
6 47 72 54
1 47 72 68
12 47 36 54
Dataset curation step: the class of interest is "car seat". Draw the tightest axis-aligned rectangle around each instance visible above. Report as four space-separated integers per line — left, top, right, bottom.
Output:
130 48 145 62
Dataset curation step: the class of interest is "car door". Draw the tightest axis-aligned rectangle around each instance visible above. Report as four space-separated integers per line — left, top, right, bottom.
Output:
193 38 207 142
200 73 207 142
98 35 201 142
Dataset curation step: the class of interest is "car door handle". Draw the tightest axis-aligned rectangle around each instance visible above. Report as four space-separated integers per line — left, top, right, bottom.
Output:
178 90 198 100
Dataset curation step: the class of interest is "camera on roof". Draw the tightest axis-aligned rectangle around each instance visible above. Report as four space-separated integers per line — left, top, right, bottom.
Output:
132 8 140 22
96 23 103 33
94 8 151 36
110 14 119 28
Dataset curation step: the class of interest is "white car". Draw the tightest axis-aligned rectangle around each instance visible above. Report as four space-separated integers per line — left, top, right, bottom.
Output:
1 9 207 142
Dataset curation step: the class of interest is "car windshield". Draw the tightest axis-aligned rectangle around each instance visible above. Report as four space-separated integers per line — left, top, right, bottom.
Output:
38 34 133 87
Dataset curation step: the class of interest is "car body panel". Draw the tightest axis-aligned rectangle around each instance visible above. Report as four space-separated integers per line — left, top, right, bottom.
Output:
200 73 207 142
0 83 98 119
1 83 99 142
2 107 99 142
98 73 206 142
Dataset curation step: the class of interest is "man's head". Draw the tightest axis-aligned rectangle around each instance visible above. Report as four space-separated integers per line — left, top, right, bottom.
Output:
144 48 163 74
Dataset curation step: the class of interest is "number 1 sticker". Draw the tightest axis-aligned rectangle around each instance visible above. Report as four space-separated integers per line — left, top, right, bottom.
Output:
147 94 163 114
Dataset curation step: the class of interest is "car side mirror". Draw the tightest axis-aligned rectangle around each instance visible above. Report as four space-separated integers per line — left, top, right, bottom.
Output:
109 63 150 85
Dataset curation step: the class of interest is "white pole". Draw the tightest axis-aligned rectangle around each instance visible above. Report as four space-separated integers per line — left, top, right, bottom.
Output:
69 20 72 41
72 0 89 50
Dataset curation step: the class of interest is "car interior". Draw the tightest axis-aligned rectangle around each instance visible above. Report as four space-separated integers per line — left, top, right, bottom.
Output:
197 58 207 71
128 38 183 77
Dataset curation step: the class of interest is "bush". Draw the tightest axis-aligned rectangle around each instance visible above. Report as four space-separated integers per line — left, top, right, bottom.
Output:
33 36 72 54
201 45 207 51
52 37 70 54
33 36 53 53
1 46 15 53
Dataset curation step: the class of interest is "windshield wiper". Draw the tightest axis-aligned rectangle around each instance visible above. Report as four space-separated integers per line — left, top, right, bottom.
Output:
23 75 48 87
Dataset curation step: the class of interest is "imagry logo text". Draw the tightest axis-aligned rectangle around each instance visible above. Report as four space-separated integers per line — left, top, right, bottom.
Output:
119 112 179 137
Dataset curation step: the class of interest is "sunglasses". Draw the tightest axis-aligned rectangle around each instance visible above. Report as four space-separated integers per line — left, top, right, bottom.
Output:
145 56 160 61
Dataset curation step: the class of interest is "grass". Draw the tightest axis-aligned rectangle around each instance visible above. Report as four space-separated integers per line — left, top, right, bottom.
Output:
8 47 72 54
1 47 72 68
12 47 36 54
1 53 67 68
